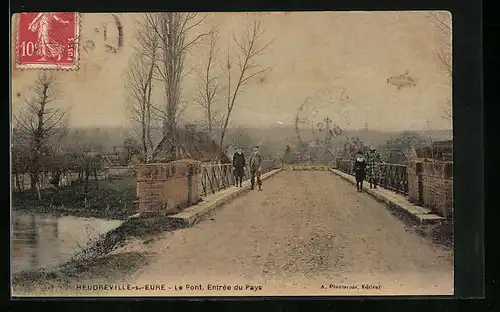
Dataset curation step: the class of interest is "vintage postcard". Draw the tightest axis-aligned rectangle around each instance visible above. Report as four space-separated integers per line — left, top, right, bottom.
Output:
11 11 453 297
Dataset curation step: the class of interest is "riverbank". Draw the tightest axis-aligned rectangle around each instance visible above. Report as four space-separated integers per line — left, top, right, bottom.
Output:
12 177 137 220
12 214 183 295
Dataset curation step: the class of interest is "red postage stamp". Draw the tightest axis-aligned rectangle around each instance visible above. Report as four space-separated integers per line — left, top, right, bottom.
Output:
15 12 80 70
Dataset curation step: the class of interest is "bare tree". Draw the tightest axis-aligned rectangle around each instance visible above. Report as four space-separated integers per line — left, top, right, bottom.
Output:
429 12 453 121
196 27 221 139
145 13 210 161
125 17 160 162
442 99 452 121
429 12 452 75
219 16 274 154
14 72 67 199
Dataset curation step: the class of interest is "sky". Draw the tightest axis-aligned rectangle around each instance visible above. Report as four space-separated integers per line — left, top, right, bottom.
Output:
11 11 452 131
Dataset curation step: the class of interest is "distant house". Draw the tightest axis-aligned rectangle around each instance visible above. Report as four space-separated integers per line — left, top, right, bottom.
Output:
100 155 127 168
152 124 231 164
99 154 133 177
99 155 114 170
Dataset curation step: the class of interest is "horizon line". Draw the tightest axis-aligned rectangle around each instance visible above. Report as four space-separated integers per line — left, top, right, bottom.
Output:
59 126 453 132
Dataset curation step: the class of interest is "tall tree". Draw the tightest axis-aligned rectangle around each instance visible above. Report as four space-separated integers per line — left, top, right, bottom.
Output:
218 16 274 156
145 13 210 161
125 16 160 162
196 27 221 139
14 72 67 199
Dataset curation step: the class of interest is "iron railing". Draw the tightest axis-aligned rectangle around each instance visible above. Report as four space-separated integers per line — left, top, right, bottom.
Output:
379 163 408 195
199 164 233 197
199 159 279 197
335 159 409 196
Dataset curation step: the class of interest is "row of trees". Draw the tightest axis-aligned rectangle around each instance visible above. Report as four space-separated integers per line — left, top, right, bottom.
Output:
12 73 141 199
125 13 273 163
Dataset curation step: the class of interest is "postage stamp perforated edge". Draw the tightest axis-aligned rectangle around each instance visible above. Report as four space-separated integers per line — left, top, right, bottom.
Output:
14 12 81 71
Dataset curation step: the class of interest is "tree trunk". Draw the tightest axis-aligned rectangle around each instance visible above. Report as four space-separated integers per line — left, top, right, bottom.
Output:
84 168 90 195
36 183 42 201
52 170 61 188
30 172 39 196
207 112 212 139
141 108 148 161
146 60 155 162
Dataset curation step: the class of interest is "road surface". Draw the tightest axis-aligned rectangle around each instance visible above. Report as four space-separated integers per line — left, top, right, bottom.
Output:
118 170 454 296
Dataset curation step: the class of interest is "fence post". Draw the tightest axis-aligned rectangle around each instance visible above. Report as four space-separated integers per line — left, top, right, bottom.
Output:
416 162 424 205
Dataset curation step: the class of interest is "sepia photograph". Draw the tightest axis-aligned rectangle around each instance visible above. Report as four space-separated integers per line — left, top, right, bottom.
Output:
11 11 453 296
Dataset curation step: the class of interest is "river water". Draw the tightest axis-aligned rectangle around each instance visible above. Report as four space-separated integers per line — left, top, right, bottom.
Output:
11 211 123 274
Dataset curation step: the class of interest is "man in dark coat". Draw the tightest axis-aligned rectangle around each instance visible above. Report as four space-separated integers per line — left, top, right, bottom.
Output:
353 151 367 192
232 146 246 187
248 145 263 191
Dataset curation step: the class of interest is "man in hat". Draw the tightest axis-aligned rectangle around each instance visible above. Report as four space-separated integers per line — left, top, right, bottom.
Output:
232 146 246 187
248 145 263 190
366 146 382 188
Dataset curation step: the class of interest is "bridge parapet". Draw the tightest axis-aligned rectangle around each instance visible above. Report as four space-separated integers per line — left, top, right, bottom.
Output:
407 159 453 218
199 159 279 197
136 160 202 215
135 159 280 216
336 159 408 195
335 158 452 218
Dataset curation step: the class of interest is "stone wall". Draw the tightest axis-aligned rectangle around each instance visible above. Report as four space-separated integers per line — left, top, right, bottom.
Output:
136 160 202 215
407 159 453 218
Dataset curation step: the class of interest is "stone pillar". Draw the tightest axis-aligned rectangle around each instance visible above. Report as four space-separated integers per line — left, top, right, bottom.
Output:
407 160 424 205
136 160 202 215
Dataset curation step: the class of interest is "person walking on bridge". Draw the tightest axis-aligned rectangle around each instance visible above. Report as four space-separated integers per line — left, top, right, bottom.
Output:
366 146 382 188
249 145 263 191
233 146 246 187
354 151 367 192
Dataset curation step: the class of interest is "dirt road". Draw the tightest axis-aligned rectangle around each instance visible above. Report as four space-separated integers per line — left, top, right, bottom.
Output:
111 170 454 296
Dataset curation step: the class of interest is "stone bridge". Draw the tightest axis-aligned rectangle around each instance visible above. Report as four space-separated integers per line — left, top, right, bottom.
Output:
136 158 453 224
125 160 454 296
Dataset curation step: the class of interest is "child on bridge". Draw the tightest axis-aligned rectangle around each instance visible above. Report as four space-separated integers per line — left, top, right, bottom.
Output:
366 146 382 188
354 151 367 192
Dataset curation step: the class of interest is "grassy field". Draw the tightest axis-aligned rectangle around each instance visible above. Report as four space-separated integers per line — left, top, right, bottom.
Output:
12 177 138 220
